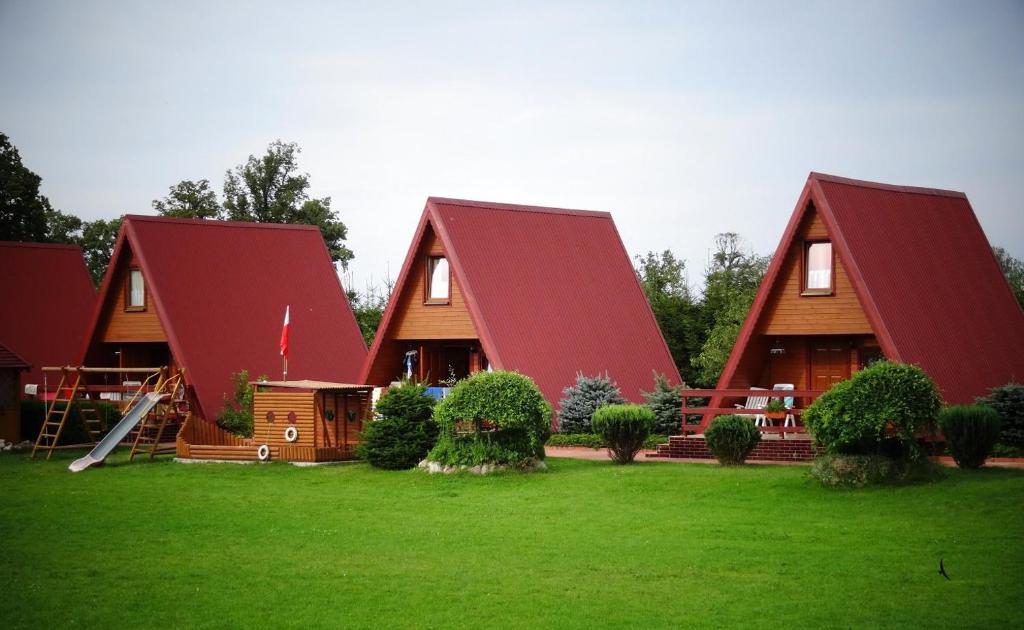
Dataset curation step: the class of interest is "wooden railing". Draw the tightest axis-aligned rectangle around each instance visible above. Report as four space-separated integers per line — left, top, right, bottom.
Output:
680 388 825 439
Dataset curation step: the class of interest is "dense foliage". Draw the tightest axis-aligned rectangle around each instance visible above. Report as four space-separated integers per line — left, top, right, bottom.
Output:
428 371 550 467
217 370 257 438
992 246 1024 310
346 277 393 346
802 361 941 458
591 404 654 464
545 433 670 449
20 400 122 445
635 234 769 387
358 381 439 470
810 454 944 488
642 372 682 435
939 405 1001 469
976 382 1024 447
557 373 625 433
703 414 761 465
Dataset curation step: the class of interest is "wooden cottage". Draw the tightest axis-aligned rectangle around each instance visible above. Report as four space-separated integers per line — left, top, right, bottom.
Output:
0 343 30 442
78 215 368 434
718 172 1024 405
360 197 680 423
0 241 96 397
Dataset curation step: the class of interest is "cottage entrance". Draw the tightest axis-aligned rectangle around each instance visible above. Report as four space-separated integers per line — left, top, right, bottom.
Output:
809 338 850 391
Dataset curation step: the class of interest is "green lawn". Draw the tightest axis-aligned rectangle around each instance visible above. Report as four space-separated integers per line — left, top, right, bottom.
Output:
1 451 1022 629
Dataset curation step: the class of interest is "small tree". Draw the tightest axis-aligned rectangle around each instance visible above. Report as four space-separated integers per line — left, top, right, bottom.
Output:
940 405 1001 469
557 373 625 434
642 372 683 435
217 370 258 437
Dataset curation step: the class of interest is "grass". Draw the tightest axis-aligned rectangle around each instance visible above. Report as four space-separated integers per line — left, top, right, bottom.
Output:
1 451 1022 629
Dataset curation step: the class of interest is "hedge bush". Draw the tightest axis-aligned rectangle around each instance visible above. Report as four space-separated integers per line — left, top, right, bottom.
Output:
545 433 669 449
557 373 624 434
592 404 654 464
939 405 1001 469
642 373 682 435
217 370 256 438
703 414 760 465
802 361 941 458
976 382 1024 447
358 381 438 470
20 400 121 445
428 371 551 467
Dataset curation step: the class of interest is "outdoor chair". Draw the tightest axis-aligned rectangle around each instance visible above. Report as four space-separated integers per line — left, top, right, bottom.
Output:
734 387 769 428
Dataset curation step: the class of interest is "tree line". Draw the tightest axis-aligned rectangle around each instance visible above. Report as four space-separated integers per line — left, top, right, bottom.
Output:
3 131 1023 382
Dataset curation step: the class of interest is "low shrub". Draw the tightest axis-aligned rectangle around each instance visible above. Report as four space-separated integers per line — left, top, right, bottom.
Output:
811 454 945 488
545 433 670 450
939 405 1001 469
976 382 1024 447
557 373 624 434
21 400 121 445
592 404 654 464
703 414 760 465
429 371 550 467
642 373 682 435
802 361 941 459
359 381 439 470
357 418 438 470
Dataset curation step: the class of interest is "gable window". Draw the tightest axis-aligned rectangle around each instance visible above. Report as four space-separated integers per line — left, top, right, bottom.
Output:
126 268 146 310
426 256 450 303
803 241 833 295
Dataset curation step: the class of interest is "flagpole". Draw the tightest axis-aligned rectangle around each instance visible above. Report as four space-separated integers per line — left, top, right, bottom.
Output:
280 304 290 382
283 356 288 382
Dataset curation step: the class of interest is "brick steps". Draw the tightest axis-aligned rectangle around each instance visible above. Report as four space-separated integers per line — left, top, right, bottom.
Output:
650 435 820 462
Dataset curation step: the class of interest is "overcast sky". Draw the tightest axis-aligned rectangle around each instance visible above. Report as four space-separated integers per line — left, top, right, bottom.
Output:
2 1 1022 291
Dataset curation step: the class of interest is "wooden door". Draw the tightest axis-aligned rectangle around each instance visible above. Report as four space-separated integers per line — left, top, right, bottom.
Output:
810 338 850 391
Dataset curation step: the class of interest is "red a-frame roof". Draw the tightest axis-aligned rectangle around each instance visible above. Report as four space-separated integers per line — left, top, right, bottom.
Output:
0 241 96 389
82 216 367 420
361 197 681 407
719 173 1024 404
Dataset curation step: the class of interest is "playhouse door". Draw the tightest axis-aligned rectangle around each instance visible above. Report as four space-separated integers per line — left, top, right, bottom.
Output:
810 338 850 391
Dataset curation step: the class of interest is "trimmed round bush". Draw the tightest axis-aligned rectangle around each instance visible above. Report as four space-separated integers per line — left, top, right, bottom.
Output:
358 381 438 470
802 361 941 458
976 382 1024 447
592 404 654 464
939 405 1001 469
429 371 551 467
703 414 761 465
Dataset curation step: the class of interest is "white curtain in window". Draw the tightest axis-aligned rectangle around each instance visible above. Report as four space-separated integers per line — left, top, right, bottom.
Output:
429 257 449 300
129 269 145 306
806 243 832 289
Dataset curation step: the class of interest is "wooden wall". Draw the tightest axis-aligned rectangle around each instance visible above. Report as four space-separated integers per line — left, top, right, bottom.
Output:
0 368 20 442
96 249 167 343
253 391 316 448
390 226 478 340
758 208 872 336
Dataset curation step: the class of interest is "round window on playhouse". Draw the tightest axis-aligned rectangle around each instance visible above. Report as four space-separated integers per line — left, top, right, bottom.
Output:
287 411 297 424
266 411 275 423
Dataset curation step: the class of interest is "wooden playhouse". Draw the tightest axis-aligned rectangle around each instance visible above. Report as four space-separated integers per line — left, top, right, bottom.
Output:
177 380 372 463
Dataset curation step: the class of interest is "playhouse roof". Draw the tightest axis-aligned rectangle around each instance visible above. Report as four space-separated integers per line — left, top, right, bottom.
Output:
362 197 681 404
82 216 367 420
723 172 1024 403
0 342 30 371
0 241 96 388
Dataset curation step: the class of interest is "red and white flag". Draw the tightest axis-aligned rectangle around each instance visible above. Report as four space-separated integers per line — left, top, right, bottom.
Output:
279 305 290 359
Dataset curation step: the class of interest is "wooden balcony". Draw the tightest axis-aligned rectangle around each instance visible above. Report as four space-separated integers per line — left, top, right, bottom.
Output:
680 388 825 439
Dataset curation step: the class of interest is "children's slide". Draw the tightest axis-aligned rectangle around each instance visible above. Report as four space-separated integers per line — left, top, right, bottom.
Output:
68 393 168 472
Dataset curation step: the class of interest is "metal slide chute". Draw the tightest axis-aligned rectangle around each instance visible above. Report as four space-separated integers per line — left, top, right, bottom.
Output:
68 392 168 472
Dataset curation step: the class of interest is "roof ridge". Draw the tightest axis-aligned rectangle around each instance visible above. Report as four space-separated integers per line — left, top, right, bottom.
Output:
123 214 321 232
0 240 84 251
809 172 967 199
427 197 612 219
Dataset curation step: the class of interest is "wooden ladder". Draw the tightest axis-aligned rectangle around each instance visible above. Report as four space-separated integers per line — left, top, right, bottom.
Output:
129 372 185 461
32 368 105 460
